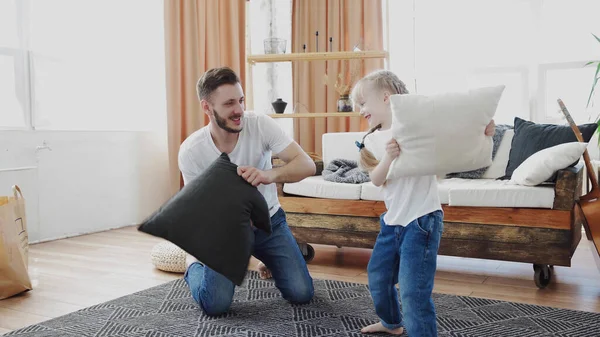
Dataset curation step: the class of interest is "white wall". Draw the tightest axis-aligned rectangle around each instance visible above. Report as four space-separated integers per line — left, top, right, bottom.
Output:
0 130 172 243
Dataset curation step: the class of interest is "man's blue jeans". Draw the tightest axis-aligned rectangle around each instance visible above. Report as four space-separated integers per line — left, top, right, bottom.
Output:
367 210 444 337
183 207 314 316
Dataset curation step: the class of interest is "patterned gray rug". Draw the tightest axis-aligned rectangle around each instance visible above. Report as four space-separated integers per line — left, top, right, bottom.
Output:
4 271 600 337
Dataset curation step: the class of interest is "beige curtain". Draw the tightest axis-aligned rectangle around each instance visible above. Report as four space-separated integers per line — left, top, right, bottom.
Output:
292 0 384 155
164 0 246 193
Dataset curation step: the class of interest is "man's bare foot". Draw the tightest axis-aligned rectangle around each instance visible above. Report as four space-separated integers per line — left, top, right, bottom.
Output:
258 262 272 279
361 322 404 335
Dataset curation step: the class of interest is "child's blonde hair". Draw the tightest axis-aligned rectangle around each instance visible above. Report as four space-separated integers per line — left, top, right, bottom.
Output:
351 70 409 172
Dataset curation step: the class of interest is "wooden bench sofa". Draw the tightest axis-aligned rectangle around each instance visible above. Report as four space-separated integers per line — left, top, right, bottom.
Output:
273 131 585 289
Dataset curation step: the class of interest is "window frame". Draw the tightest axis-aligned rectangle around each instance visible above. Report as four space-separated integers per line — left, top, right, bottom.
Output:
1 0 35 131
383 0 599 125
3 0 167 132
537 60 598 124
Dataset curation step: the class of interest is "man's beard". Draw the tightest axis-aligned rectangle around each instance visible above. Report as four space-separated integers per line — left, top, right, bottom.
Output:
213 108 242 133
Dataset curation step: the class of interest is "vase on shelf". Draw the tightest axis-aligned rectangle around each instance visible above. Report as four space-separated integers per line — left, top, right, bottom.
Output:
337 94 353 112
271 98 287 114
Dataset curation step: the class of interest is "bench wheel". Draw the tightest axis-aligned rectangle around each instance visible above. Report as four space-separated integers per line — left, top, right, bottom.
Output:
533 264 552 289
299 243 315 262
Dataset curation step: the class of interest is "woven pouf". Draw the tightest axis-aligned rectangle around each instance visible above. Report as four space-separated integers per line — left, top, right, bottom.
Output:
151 241 187 273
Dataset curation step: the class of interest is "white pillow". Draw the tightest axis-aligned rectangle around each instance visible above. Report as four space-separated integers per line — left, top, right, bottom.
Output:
386 85 505 180
482 129 514 179
510 142 588 186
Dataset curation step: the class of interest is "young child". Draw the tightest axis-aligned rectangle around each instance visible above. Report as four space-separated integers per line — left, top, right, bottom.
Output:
351 70 494 336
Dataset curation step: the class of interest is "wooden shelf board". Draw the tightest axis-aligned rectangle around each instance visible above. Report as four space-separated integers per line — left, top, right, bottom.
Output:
248 51 388 63
268 113 360 118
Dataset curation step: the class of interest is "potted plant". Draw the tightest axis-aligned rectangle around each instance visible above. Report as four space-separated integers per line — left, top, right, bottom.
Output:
322 59 362 112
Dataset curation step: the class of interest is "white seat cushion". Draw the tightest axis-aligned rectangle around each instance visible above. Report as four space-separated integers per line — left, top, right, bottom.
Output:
360 178 555 209
445 178 555 208
359 182 383 201
437 178 473 205
361 178 461 204
283 176 362 200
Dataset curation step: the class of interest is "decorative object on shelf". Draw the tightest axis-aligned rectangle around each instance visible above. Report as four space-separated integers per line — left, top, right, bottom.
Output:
315 31 319 52
322 61 361 94
264 38 286 54
322 58 362 112
337 94 353 112
271 98 288 114
329 37 333 52
353 37 365 52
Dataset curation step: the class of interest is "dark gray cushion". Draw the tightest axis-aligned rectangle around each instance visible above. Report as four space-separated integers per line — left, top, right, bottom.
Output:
138 153 271 285
504 117 597 179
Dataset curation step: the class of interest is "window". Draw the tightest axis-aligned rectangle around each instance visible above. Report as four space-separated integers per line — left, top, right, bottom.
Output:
384 0 600 125
0 0 29 128
1 0 166 131
246 0 293 136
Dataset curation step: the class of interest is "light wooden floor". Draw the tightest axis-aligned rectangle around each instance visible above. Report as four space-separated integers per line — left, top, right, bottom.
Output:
2 226 600 334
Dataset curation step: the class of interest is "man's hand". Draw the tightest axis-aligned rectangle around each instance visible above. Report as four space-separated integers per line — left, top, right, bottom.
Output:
485 119 496 137
237 166 275 187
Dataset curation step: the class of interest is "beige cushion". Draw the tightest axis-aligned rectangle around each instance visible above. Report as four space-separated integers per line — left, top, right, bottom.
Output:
510 142 588 186
151 241 187 273
283 176 362 200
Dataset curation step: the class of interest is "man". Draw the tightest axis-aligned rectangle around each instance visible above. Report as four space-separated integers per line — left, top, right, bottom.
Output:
178 67 316 316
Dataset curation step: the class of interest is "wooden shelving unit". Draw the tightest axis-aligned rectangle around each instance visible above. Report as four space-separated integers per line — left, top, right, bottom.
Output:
267 112 360 118
247 51 388 64
248 50 387 119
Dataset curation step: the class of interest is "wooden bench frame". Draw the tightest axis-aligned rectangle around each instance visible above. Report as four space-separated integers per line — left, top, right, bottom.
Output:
274 156 584 288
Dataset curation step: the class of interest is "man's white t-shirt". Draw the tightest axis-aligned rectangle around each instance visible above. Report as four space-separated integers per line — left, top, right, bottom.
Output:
364 128 442 227
178 112 294 217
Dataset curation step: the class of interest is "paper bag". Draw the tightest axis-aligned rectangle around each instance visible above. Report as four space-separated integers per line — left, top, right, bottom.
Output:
0 185 32 299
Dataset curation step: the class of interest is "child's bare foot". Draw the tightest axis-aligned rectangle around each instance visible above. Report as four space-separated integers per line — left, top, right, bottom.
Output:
361 322 404 335
258 262 272 279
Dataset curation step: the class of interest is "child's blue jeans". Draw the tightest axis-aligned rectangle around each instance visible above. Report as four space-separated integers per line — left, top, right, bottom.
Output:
367 210 444 337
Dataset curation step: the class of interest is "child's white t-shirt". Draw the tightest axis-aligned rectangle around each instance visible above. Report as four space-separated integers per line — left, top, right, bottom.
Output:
364 128 442 227
178 112 294 218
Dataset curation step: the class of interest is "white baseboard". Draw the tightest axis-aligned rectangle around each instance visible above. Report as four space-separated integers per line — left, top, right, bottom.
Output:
29 223 139 245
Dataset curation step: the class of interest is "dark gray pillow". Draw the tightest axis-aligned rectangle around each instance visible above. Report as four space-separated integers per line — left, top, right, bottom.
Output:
504 117 597 179
138 153 271 286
